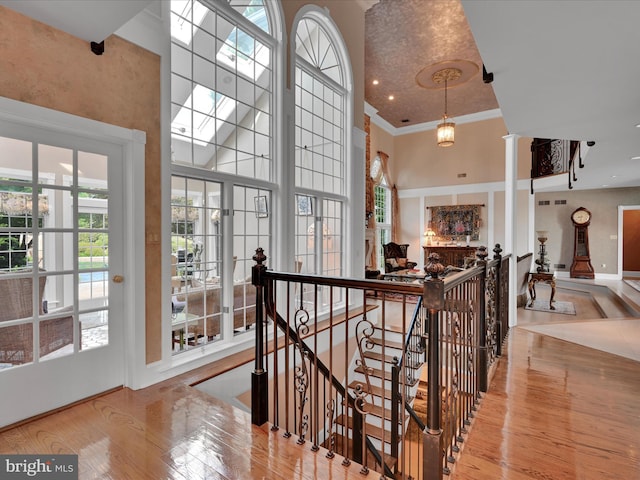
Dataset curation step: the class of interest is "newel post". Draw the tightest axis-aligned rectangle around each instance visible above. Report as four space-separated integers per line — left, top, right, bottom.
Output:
476 246 489 394
251 248 268 426
422 253 445 480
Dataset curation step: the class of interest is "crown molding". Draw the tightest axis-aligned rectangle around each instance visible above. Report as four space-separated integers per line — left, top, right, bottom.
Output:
365 102 502 137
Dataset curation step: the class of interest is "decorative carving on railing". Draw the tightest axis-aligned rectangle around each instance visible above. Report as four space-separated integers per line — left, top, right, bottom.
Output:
531 138 581 192
485 262 498 366
294 307 311 445
354 317 375 401
325 399 335 458
352 315 376 474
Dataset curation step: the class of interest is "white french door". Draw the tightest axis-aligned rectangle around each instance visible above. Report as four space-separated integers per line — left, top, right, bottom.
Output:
0 119 126 427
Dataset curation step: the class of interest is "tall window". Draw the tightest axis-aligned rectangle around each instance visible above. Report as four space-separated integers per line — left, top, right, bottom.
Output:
170 0 276 355
374 183 391 272
294 14 347 282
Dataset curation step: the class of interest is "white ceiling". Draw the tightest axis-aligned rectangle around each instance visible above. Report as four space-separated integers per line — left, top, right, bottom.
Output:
462 0 640 191
0 0 153 43
2 0 639 192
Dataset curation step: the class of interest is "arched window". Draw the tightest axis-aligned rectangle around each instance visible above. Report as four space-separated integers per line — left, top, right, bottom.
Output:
169 0 280 355
293 10 351 290
371 152 392 271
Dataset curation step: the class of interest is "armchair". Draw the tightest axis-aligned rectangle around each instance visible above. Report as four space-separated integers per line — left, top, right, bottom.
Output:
383 242 417 272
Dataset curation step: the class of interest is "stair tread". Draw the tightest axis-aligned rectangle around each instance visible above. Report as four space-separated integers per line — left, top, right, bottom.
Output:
364 403 399 422
348 380 415 402
362 350 423 370
327 434 398 471
370 336 424 354
335 414 401 444
354 365 419 386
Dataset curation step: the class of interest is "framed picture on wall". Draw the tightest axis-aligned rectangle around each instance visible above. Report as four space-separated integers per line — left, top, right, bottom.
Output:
254 195 268 218
296 195 313 216
430 204 481 241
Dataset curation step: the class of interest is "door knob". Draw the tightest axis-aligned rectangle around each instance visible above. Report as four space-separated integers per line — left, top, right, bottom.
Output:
112 275 124 283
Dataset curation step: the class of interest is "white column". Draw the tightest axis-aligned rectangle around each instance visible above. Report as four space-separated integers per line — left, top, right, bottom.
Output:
504 134 519 327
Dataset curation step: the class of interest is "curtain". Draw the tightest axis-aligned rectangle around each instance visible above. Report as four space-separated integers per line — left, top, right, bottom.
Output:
392 184 399 242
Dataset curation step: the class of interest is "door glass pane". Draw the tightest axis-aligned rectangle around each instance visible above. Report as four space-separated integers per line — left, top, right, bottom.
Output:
80 310 108 351
0 136 112 369
78 150 108 191
0 323 33 366
0 135 32 185
76 148 109 350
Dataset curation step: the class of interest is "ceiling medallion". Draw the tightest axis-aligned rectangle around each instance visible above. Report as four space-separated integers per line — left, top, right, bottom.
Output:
415 59 479 89
431 67 462 85
415 60 479 147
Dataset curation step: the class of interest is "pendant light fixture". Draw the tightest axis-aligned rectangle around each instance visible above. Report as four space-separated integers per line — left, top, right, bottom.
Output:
433 67 461 147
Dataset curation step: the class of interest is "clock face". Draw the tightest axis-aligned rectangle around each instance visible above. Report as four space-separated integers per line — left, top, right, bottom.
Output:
572 208 591 225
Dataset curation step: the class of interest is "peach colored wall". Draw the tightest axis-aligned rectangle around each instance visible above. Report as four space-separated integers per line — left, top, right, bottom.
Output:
391 117 529 189
389 117 532 260
0 7 162 363
281 0 365 130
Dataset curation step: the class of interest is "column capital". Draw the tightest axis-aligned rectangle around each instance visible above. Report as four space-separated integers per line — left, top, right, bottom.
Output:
502 133 520 141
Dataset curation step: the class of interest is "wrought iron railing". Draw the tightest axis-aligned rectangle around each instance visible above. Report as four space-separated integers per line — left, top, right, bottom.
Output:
531 138 582 192
250 245 510 479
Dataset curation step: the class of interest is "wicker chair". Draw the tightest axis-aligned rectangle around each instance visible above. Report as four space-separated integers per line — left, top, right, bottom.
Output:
0 271 74 365
383 242 417 272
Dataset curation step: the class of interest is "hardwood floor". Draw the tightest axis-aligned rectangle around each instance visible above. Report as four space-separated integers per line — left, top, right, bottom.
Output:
452 283 640 479
0 373 365 479
1 281 638 479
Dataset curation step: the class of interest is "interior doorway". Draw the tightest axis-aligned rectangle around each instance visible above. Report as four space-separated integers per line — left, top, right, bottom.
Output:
619 205 640 278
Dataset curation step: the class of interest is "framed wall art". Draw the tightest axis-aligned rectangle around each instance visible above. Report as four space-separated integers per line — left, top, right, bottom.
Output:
254 195 268 218
296 195 313 216
429 204 481 241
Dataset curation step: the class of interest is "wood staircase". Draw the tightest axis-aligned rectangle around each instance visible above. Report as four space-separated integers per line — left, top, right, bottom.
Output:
332 320 426 475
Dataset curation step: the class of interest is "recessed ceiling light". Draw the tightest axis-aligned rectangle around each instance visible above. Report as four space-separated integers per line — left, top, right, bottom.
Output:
631 156 640 160
636 124 640 128
372 79 379 85
388 95 394 100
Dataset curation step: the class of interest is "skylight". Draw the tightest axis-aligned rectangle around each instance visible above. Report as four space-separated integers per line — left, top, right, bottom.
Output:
217 3 270 80
170 0 208 45
172 85 236 146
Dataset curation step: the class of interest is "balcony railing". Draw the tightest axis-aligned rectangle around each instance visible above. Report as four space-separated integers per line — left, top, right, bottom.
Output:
250 245 510 479
531 138 582 192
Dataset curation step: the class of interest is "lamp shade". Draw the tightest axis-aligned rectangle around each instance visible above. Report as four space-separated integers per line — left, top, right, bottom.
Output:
437 118 455 147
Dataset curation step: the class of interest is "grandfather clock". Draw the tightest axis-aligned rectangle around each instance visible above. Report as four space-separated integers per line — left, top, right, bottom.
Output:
570 207 595 278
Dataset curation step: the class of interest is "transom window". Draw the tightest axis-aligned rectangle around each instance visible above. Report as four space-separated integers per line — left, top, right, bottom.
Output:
170 0 273 179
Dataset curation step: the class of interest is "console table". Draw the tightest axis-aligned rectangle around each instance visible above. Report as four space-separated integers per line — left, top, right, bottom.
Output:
528 272 556 310
423 245 476 268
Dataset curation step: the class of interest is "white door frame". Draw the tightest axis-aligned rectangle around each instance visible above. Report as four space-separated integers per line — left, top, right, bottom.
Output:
0 97 145 425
